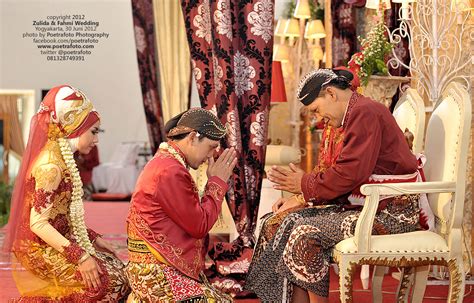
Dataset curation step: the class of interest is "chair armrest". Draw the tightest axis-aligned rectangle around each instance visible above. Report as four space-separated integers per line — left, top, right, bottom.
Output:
360 181 456 196
353 181 456 253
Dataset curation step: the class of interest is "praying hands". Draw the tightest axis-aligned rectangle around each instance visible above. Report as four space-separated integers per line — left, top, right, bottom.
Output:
267 163 305 194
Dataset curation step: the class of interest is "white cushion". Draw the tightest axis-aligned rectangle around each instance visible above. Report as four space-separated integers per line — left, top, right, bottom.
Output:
92 164 139 194
108 143 141 166
334 230 448 254
265 145 301 166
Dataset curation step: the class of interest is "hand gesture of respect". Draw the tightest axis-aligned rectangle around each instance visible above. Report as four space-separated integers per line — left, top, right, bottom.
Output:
207 147 237 182
78 255 103 291
268 163 305 194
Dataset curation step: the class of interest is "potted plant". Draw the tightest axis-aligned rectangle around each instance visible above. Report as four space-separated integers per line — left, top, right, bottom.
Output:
0 181 12 227
348 9 410 108
348 10 393 86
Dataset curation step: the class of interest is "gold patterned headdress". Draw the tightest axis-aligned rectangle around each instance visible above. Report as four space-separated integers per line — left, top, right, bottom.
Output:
165 108 227 141
39 85 98 138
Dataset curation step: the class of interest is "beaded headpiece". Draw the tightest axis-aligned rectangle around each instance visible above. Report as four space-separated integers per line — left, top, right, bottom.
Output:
296 68 354 105
166 108 227 141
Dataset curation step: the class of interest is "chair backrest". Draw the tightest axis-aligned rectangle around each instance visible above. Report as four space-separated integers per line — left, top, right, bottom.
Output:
392 88 426 153
423 82 471 234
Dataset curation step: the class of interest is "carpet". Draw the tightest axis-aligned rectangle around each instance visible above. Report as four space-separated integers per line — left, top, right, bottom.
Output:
0 201 130 302
1 202 473 302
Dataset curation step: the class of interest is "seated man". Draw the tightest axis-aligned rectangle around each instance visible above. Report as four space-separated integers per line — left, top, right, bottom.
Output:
126 108 236 302
246 68 422 303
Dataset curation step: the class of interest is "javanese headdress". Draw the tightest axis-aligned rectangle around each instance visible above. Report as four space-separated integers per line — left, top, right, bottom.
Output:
165 108 227 141
296 67 357 106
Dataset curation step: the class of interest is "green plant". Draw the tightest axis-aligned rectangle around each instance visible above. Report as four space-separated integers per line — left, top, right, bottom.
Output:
0 181 12 227
348 10 393 86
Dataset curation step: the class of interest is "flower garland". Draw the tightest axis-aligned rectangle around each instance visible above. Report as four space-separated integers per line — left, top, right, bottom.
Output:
159 142 187 168
58 137 96 256
348 9 393 86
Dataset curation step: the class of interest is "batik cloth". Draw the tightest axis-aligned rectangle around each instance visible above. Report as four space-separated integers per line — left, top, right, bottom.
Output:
126 245 233 303
246 195 420 300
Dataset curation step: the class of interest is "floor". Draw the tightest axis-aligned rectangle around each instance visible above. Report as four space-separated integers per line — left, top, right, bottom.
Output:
1 201 473 302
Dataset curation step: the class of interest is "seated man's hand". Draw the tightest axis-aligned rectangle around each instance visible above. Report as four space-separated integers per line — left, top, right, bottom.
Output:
272 195 302 214
268 163 304 194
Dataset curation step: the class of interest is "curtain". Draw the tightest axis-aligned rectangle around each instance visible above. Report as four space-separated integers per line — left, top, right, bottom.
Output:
181 0 274 295
0 95 24 156
332 0 357 67
153 0 191 122
131 0 166 153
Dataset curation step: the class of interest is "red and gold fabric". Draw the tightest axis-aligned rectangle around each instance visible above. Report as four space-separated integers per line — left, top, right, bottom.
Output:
126 143 230 299
10 140 130 302
126 261 232 303
4 85 130 301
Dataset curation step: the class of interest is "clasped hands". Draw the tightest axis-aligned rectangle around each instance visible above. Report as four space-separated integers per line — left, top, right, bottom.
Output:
268 163 306 214
207 147 237 183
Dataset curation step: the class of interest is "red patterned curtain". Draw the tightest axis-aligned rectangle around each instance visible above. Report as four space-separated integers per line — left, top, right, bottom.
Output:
332 0 358 66
181 0 274 244
181 0 274 294
131 0 166 152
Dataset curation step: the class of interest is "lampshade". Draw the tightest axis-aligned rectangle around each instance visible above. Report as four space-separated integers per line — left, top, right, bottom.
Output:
393 0 415 19
311 46 324 61
284 18 300 38
366 0 391 9
450 0 472 11
273 44 290 62
271 61 287 103
275 19 289 37
293 0 311 19
305 19 326 39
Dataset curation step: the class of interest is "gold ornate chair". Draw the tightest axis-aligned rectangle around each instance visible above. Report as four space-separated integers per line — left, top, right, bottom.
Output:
360 88 426 290
333 82 471 303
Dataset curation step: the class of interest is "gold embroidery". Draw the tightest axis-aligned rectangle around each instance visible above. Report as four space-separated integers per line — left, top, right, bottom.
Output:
205 181 225 202
34 166 61 190
49 191 71 218
336 257 463 303
125 263 176 302
128 238 150 253
128 250 160 264
128 206 203 277
15 239 129 301
54 88 94 136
